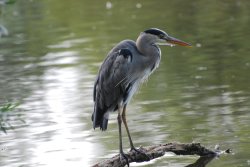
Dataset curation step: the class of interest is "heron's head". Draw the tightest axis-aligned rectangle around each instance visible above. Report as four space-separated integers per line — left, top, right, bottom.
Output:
142 28 191 47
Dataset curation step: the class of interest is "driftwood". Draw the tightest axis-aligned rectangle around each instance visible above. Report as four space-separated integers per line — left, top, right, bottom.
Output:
92 142 231 167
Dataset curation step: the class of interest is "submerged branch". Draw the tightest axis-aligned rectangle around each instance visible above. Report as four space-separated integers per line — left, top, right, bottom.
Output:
92 142 231 167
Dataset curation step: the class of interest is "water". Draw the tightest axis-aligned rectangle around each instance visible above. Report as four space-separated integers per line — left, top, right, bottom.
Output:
0 0 250 166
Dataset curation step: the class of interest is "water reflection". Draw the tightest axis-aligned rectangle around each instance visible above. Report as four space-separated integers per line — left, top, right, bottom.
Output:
47 38 91 49
28 61 96 166
185 155 216 167
130 154 217 167
1 51 96 166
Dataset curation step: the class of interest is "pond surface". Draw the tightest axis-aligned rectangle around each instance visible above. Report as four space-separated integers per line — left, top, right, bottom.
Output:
0 0 250 167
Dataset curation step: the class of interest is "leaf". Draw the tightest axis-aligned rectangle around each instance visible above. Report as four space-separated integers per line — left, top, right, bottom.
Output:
1 125 7 134
0 102 20 133
0 102 19 113
5 0 17 5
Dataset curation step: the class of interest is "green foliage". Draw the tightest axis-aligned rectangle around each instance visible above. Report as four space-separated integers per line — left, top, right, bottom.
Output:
5 0 17 5
0 102 19 113
0 0 17 5
0 102 20 134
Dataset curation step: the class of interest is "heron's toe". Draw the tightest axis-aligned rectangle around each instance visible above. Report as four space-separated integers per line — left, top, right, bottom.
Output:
130 147 150 161
120 152 130 167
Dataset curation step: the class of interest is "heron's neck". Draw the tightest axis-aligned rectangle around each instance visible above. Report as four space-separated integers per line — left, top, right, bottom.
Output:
136 35 161 58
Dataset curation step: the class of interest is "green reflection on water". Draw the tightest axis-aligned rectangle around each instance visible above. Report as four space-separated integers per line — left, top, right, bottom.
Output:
0 0 250 167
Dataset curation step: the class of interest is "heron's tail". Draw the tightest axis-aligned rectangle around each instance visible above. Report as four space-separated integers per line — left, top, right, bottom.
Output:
92 106 109 131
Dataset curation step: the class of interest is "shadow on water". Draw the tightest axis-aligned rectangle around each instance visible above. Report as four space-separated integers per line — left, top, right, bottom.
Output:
185 155 216 167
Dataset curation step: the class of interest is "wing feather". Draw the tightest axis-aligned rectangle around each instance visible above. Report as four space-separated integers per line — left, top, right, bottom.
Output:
92 41 135 130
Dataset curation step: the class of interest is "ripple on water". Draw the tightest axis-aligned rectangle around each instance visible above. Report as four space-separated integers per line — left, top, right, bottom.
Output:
47 38 91 49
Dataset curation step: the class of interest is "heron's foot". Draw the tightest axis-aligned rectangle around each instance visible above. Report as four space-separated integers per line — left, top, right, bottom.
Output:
130 147 150 161
120 151 130 167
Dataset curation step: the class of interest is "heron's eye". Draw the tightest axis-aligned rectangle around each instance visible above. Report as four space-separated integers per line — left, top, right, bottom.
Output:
159 34 164 39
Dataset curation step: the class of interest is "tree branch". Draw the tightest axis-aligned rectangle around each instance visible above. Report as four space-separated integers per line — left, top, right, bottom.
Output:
92 142 230 167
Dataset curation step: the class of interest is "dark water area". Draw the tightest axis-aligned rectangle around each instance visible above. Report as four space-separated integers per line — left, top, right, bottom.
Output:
0 0 250 166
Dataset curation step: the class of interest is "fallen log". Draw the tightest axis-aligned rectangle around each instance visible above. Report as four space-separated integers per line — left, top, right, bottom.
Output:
92 142 231 167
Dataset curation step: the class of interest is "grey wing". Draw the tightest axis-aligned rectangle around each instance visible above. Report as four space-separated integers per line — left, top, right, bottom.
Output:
92 47 133 130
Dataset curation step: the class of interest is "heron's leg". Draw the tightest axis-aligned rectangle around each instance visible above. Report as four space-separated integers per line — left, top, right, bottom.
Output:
122 105 150 161
118 106 130 166
121 104 135 149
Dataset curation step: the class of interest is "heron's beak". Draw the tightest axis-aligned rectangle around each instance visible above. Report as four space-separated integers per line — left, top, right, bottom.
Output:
165 35 192 47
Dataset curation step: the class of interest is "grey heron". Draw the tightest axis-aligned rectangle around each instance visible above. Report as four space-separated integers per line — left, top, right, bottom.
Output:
92 28 191 166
